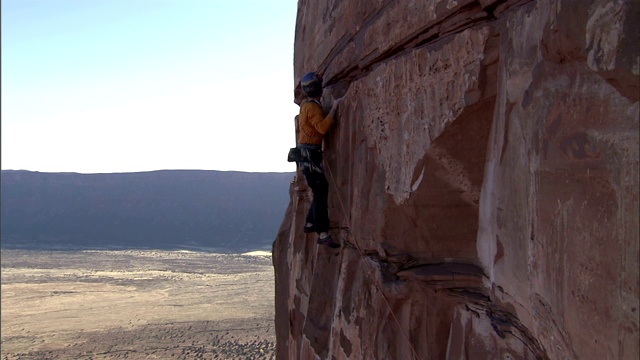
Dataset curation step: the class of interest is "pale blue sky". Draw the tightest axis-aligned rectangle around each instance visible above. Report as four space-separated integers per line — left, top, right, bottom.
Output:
2 0 300 173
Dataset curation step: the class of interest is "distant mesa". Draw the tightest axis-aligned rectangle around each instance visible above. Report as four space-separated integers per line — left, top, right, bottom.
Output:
1 170 293 253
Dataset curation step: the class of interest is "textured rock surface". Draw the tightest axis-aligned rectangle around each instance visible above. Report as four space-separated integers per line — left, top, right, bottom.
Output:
274 0 639 359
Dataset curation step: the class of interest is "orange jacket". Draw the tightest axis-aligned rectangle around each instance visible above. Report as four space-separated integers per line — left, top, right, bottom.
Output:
297 99 334 145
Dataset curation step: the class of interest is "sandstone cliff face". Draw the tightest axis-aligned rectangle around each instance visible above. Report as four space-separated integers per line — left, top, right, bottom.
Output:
274 1 639 359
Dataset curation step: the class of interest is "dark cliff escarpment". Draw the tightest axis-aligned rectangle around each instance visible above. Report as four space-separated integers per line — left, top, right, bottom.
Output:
2 170 292 251
273 0 639 359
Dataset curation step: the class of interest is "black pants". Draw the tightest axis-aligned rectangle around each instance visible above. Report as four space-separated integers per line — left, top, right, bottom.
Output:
301 156 330 234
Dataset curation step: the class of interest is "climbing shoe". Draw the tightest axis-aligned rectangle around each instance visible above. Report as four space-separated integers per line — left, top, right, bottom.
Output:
317 235 340 249
304 223 316 233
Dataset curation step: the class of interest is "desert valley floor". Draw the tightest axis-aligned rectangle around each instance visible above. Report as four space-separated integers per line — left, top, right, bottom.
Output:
1 249 275 359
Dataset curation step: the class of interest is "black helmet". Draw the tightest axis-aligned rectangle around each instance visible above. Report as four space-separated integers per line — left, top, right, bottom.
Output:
301 72 322 97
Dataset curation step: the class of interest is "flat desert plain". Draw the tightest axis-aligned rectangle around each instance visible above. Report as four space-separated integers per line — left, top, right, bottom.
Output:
1 249 276 359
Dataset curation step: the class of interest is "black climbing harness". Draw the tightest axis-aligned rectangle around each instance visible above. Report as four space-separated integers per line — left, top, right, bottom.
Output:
298 144 324 173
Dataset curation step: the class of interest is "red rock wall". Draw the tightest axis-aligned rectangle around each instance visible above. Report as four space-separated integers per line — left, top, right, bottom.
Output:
274 1 639 359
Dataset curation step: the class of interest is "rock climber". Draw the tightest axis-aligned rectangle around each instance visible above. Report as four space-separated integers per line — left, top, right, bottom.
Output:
296 71 340 249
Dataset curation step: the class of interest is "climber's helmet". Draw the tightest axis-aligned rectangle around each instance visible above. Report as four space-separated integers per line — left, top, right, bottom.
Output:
301 72 323 97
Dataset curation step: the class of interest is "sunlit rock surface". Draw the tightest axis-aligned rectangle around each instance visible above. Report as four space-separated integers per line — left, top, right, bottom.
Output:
274 1 639 359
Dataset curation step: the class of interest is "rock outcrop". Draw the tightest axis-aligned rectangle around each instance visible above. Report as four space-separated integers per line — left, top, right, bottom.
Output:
274 1 639 359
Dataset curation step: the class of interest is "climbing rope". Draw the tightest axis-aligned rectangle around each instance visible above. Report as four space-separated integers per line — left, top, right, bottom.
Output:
325 162 423 360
